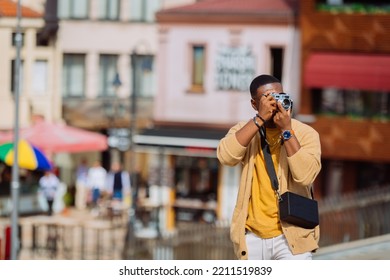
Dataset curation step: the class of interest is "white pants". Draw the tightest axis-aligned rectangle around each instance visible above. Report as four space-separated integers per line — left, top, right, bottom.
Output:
245 231 312 260
75 180 87 210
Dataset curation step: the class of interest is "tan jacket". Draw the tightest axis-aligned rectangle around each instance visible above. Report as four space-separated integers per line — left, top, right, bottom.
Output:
217 119 321 259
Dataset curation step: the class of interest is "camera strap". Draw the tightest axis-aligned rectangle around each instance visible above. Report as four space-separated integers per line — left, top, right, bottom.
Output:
259 127 281 200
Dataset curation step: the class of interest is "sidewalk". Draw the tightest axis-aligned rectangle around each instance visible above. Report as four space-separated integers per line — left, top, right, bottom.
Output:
314 233 390 260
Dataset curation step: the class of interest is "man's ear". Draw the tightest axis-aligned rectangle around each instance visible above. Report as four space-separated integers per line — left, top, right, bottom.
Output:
250 98 257 111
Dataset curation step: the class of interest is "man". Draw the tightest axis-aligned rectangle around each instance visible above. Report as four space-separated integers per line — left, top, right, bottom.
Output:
217 74 321 260
75 158 89 210
105 161 131 201
86 160 107 208
39 170 60 216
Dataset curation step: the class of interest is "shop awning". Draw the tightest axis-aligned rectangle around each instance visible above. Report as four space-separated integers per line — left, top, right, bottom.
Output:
304 53 390 91
134 127 227 156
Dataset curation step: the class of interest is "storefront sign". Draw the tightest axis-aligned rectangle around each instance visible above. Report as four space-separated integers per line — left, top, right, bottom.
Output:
107 128 130 151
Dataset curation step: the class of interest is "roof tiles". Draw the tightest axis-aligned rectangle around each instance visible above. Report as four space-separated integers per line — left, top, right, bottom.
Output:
156 0 298 24
160 0 298 15
0 0 42 18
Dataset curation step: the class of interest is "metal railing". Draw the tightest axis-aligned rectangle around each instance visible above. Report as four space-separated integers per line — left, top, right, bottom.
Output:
124 186 390 260
318 186 390 246
124 221 235 260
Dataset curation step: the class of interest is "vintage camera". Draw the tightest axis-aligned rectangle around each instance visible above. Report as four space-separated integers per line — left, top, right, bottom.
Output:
271 93 293 111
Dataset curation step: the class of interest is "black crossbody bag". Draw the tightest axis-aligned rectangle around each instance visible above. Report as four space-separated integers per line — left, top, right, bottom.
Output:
259 127 319 229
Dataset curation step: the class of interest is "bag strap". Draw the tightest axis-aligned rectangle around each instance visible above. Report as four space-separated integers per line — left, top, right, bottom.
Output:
259 127 281 200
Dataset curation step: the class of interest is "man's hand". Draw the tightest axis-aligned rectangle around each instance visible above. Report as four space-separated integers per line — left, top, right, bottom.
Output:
273 101 292 131
257 94 277 121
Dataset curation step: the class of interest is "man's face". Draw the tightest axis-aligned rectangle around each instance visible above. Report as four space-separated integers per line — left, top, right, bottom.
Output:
251 82 283 112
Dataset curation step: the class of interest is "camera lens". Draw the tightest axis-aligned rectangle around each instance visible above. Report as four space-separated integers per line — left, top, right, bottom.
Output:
282 99 291 110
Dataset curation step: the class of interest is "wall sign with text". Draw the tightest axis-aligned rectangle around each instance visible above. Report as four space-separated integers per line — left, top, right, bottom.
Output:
215 46 255 92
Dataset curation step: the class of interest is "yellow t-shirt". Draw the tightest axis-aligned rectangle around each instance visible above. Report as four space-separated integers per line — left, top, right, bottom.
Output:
246 128 283 238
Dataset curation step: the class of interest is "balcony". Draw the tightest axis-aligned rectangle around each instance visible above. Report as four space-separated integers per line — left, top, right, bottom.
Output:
309 116 390 162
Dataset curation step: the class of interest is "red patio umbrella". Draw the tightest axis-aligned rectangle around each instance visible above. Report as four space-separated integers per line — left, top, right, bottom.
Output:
0 121 108 154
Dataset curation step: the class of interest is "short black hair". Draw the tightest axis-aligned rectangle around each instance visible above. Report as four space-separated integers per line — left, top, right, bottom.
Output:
249 74 281 97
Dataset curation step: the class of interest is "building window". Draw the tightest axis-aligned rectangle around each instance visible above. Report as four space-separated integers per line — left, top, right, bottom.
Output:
32 60 48 95
99 55 118 97
270 47 284 82
132 55 155 97
356 161 390 191
319 0 388 5
174 156 219 223
62 54 85 97
129 0 161 22
317 0 390 14
191 45 205 92
58 0 88 19
175 157 219 197
11 59 24 94
12 32 24 47
97 0 120 20
312 88 390 121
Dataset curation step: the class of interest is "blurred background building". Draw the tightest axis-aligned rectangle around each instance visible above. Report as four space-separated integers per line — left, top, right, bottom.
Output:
0 0 60 131
299 0 390 199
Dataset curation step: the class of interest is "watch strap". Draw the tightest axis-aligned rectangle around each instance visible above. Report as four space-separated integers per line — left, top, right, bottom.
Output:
282 129 294 140
252 116 262 130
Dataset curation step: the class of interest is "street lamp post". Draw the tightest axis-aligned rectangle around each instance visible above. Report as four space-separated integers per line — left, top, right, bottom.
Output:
129 54 138 176
11 0 22 260
105 72 132 167
122 52 139 258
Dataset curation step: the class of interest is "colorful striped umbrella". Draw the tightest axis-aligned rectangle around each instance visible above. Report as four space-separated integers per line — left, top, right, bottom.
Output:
0 139 52 171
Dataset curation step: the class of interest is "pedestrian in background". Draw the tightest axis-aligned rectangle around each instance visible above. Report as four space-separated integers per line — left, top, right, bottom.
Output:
75 158 89 210
86 160 107 209
217 74 321 260
39 170 60 216
105 161 131 202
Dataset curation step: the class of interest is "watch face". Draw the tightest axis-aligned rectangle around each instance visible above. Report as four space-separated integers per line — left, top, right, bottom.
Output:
282 130 291 140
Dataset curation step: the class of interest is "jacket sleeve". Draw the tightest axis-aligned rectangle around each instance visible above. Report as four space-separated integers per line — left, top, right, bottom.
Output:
287 124 322 186
217 122 247 166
